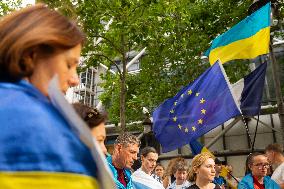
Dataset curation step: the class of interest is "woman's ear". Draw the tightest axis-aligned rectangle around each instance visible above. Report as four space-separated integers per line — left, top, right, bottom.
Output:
19 48 37 75
248 164 252 171
141 155 145 163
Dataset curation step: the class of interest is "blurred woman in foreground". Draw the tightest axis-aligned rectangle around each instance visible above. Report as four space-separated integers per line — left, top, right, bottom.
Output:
0 4 111 189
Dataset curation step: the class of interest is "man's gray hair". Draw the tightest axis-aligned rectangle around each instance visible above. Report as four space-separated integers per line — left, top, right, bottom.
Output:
115 132 140 147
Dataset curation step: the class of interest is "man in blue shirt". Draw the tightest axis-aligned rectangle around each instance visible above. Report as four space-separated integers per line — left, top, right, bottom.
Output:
107 133 140 189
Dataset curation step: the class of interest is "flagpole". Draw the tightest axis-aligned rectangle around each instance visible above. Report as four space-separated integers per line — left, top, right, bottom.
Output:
249 0 284 147
228 172 239 184
269 43 284 146
251 114 260 152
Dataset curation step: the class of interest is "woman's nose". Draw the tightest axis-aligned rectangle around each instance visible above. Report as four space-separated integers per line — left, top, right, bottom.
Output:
69 73 79 87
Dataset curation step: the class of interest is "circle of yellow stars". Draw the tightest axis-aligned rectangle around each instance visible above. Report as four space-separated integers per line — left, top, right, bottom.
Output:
170 89 207 134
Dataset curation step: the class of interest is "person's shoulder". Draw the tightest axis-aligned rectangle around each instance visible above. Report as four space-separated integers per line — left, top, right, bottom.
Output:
213 183 221 189
278 161 284 170
186 184 199 189
237 174 253 189
167 181 176 189
106 156 116 173
132 169 141 176
264 175 281 188
183 180 193 187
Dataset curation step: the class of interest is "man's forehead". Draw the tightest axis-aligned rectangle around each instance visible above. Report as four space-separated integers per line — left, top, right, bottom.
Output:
124 143 139 150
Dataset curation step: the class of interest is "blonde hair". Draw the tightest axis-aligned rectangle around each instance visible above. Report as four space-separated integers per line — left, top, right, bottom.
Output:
188 152 214 182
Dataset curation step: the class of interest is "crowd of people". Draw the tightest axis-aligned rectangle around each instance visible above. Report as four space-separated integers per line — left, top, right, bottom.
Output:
100 130 284 189
75 99 284 189
75 100 284 189
0 3 284 189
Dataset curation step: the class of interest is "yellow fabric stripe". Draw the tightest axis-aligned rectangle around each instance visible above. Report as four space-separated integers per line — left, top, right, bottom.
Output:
201 147 214 157
0 171 99 189
220 165 229 177
209 27 270 64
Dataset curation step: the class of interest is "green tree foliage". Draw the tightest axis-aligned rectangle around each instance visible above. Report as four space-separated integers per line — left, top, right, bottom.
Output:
0 0 21 17
33 0 276 129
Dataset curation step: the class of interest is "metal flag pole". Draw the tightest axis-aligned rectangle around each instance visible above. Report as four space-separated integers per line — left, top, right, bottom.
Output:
251 114 260 152
269 43 284 146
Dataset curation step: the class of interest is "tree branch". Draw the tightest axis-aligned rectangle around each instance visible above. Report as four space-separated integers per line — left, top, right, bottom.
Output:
90 53 122 78
129 2 147 17
91 35 123 54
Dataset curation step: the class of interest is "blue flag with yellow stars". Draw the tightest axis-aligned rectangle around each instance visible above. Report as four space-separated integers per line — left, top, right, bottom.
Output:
153 61 241 152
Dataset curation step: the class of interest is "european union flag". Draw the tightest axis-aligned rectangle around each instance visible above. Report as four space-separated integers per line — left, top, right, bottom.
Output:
153 61 241 152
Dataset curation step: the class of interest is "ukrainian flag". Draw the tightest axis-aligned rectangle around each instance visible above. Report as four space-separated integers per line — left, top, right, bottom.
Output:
0 79 115 189
0 117 100 189
189 139 214 157
205 2 270 64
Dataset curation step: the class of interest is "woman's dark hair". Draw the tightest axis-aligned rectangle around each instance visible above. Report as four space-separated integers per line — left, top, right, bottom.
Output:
73 103 106 129
245 152 263 175
155 163 165 170
0 4 85 81
141 146 157 157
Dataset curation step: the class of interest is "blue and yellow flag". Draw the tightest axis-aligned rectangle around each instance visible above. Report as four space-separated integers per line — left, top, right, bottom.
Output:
205 2 270 64
0 78 115 189
189 139 213 156
153 61 241 152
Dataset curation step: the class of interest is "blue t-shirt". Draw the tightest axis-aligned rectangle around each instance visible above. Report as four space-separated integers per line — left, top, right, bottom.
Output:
213 176 226 187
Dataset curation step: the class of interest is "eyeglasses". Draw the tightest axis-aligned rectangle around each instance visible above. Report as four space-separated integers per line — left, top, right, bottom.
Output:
252 163 270 169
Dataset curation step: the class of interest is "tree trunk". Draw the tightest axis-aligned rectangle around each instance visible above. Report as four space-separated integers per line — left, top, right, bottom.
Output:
120 35 127 132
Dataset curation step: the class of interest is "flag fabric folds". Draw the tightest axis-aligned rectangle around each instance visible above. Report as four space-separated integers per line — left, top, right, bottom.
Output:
232 62 267 116
0 77 116 189
189 139 213 156
205 2 270 64
153 61 241 152
132 169 164 189
0 80 99 189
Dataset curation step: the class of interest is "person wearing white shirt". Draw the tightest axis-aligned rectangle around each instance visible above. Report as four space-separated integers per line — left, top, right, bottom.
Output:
265 143 284 189
132 147 164 189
